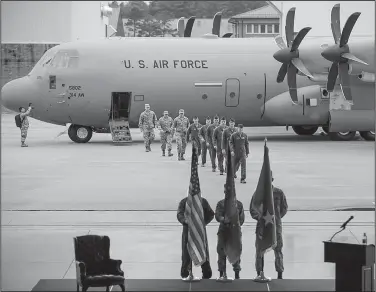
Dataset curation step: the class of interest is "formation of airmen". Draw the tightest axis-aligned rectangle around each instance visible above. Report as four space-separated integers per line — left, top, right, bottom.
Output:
138 104 250 183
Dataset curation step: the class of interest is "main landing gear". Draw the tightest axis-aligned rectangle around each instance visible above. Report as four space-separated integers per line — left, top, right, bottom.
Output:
292 126 318 136
68 124 93 143
292 125 374 141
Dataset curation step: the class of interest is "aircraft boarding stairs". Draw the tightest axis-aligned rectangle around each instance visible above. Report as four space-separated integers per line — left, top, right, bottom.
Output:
109 119 132 144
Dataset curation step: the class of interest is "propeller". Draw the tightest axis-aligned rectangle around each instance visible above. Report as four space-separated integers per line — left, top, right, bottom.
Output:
321 4 368 102
177 16 196 37
177 12 233 38
211 12 233 38
272 8 313 103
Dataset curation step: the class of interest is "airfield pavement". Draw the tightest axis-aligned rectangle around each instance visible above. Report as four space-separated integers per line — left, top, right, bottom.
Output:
1 114 375 291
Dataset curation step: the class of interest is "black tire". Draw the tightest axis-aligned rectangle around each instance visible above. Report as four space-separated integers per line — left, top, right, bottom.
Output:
328 131 356 141
68 125 93 143
359 131 375 141
68 125 78 143
292 126 319 136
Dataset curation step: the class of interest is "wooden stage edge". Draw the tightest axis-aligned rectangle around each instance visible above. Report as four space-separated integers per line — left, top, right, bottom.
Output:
31 278 335 291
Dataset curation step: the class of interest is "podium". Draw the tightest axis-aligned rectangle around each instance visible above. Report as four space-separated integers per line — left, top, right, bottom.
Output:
324 241 375 292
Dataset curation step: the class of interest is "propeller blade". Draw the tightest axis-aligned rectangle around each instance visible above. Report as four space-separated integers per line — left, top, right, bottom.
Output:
177 17 185 37
291 58 313 78
338 62 353 101
274 35 287 49
327 63 339 91
212 12 222 36
285 8 296 47
331 4 341 44
290 27 311 51
342 53 368 65
277 63 288 83
222 32 233 38
184 16 196 37
339 12 361 47
287 64 298 103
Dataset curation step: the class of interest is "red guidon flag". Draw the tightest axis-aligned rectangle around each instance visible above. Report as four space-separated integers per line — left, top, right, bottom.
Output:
250 139 277 255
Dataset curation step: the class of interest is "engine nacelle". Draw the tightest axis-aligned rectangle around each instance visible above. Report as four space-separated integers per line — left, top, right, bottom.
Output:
358 72 375 83
329 110 375 132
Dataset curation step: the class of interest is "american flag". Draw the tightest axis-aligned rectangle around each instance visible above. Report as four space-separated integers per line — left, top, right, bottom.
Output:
184 147 208 266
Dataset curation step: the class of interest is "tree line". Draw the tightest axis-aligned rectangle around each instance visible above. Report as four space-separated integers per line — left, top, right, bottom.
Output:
110 1 266 37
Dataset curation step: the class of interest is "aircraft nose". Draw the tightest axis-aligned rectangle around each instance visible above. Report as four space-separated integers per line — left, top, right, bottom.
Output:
1 77 34 112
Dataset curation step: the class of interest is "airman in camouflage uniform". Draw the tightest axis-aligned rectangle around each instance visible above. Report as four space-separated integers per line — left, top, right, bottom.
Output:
157 110 174 157
138 104 158 152
215 184 245 280
187 116 202 157
177 195 214 279
222 118 237 174
250 171 288 280
229 124 249 183
19 104 33 147
173 109 190 161
199 117 211 167
206 116 219 172
213 117 227 175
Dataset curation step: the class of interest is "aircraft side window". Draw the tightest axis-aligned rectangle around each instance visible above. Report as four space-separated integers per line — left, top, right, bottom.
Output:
68 56 79 68
134 95 144 101
58 53 69 68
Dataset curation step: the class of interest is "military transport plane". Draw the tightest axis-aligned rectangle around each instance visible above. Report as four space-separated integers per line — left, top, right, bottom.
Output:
1 4 375 144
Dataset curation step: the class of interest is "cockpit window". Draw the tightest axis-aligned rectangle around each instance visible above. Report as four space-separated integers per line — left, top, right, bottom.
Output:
49 50 79 68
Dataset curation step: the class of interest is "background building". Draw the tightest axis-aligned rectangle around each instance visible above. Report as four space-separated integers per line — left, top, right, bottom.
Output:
229 2 281 38
272 1 374 37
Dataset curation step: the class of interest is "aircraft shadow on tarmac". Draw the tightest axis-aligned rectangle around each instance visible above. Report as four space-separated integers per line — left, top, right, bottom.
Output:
60 133 364 146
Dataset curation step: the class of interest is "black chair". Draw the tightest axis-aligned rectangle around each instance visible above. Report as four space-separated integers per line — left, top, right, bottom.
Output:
73 235 125 292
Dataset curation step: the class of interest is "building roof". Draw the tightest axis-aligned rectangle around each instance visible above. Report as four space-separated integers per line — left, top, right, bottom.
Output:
229 2 281 21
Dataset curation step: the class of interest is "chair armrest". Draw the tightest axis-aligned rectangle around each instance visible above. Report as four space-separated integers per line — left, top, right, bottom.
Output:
75 261 86 284
105 259 124 276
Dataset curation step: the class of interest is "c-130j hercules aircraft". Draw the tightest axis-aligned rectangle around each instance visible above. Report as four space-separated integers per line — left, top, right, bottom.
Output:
1 4 374 143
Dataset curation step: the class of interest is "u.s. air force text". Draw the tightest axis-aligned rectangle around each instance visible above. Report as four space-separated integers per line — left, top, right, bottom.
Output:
123 60 208 69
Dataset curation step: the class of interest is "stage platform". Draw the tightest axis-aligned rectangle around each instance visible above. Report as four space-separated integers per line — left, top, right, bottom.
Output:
32 279 335 291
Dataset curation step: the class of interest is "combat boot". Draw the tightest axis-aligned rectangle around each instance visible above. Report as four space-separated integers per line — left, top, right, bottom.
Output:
181 154 185 161
219 271 224 278
145 147 150 152
168 150 173 157
277 272 283 279
178 153 182 161
162 150 165 156
240 179 246 184
21 143 28 147
220 171 224 175
201 163 205 167
235 271 240 279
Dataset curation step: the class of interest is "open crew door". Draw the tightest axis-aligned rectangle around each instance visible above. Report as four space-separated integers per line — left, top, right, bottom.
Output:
225 78 240 107
109 92 132 144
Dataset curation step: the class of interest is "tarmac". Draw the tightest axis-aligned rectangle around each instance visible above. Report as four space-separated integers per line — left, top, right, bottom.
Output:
1 114 375 291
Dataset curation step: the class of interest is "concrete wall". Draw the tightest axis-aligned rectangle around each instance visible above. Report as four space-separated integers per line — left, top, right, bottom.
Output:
1 1 72 43
71 1 106 41
1 1 107 43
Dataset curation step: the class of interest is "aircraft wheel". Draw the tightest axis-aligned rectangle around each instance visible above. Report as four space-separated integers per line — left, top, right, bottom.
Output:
292 126 318 136
68 125 79 143
328 131 356 141
68 124 93 143
359 131 375 141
